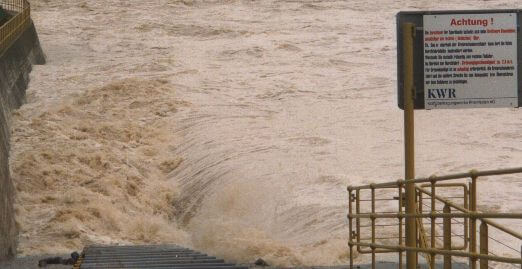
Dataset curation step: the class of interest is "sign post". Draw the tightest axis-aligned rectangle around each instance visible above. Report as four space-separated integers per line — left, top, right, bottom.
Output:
402 22 417 269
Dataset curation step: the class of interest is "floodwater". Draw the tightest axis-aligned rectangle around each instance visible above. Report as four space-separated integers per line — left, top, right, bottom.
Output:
9 0 522 267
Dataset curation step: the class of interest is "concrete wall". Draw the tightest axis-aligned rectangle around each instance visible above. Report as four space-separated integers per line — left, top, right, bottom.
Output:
0 21 45 261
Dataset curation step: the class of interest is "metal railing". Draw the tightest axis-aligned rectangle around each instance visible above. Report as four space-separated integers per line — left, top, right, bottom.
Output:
0 0 30 56
347 167 522 269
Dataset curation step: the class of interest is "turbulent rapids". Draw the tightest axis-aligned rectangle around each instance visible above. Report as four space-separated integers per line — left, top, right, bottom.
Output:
9 0 522 267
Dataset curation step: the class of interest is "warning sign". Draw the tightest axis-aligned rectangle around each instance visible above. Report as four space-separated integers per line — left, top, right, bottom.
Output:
423 13 518 109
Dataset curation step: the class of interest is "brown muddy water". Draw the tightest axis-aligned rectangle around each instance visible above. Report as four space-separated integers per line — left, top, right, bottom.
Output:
8 0 522 267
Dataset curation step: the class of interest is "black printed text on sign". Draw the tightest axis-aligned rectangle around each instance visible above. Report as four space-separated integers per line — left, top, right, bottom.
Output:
423 13 518 109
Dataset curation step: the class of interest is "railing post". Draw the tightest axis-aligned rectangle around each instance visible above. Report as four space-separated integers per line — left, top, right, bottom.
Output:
469 174 477 269
443 205 452 269
430 180 436 269
463 184 469 249
356 189 361 253
398 182 404 269
402 22 417 269
348 187 354 269
371 186 376 269
479 221 488 269
417 191 422 266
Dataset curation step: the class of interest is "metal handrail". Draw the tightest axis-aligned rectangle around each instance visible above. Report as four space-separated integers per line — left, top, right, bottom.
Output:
0 0 31 56
348 167 522 191
350 212 522 219
347 167 522 269
355 242 522 264
417 184 522 240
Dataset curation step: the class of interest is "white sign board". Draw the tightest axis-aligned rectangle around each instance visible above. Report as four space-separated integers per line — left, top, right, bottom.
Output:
423 13 518 109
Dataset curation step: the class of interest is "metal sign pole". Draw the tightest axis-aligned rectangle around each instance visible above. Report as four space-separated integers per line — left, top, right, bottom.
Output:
402 22 417 269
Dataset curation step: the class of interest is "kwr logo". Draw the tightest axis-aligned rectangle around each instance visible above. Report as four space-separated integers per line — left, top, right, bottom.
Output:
427 88 456 99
